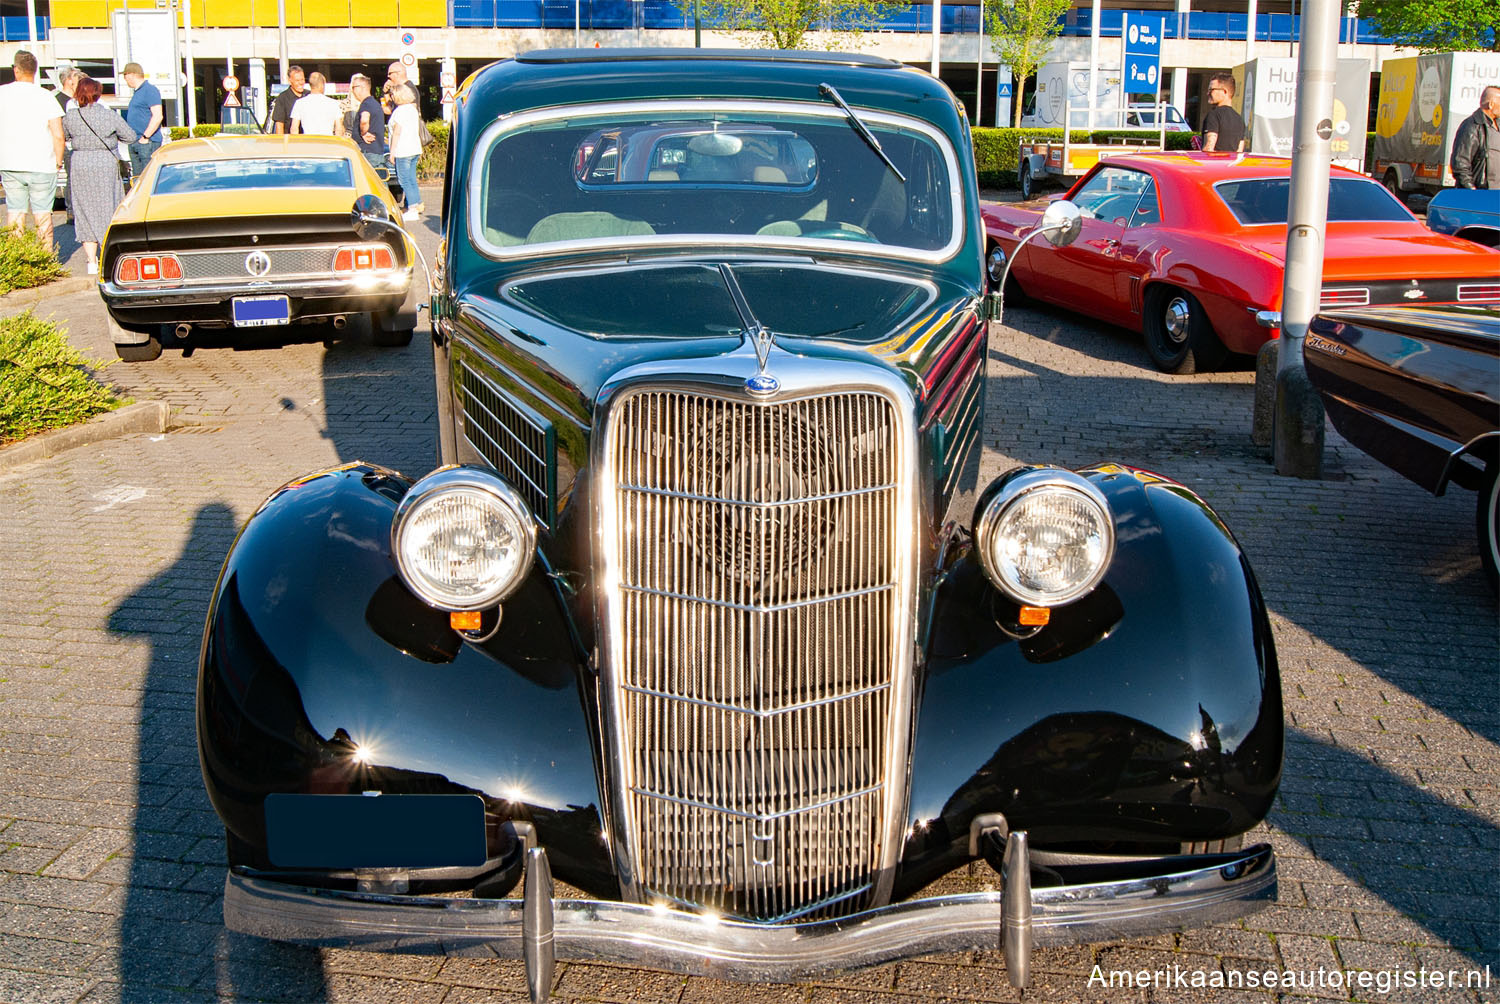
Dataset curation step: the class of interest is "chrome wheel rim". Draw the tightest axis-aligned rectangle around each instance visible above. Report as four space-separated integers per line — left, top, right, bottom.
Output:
987 247 1006 284
1163 297 1191 344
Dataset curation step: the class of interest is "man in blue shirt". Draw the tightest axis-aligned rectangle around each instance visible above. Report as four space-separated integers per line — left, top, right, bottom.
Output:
121 62 163 181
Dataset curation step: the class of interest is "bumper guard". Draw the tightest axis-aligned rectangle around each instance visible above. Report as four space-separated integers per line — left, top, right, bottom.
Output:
225 834 1274 1001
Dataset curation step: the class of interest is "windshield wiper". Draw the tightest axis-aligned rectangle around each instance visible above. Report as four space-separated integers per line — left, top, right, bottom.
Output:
818 82 906 184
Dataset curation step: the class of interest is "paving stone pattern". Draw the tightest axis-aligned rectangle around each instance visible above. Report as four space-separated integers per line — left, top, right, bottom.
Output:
0 217 1495 1002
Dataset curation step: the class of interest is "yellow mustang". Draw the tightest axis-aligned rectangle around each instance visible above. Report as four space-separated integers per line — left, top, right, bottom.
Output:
99 135 417 362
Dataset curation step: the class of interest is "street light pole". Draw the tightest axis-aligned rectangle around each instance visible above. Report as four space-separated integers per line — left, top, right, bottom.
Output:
277 0 289 87
931 0 942 78
1272 0 1337 478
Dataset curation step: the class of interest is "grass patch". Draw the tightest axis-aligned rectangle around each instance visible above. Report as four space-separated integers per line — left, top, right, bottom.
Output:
0 311 124 445
0 228 68 296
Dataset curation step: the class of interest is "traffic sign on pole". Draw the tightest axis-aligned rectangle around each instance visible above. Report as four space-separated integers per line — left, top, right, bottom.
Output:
1123 13 1164 95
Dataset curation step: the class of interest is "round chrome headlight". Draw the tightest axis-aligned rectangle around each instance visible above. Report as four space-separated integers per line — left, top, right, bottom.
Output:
392 467 537 611
975 467 1115 607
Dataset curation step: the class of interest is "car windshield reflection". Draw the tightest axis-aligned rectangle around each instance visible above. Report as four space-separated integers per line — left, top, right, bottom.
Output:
153 158 355 195
475 106 958 257
1215 177 1414 226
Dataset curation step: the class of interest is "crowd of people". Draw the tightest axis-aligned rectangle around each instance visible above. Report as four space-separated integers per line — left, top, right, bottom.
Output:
0 51 430 264
265 60 430 219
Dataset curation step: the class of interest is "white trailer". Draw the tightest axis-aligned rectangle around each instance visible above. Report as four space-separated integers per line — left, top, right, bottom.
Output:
1372 51 1500 195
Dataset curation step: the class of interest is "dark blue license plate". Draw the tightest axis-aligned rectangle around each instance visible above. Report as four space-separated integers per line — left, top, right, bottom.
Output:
264 793 487 868
231 294 290 328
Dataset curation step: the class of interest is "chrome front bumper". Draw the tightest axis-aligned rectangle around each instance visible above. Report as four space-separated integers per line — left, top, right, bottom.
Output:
224 836 1274 1000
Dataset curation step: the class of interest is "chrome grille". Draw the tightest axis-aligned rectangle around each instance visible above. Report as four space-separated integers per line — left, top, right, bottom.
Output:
606 389 902 922
177 246 337 283
460 363 555 527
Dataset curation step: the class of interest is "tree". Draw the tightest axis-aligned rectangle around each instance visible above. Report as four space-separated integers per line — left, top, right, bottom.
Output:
700 0 886 50
1354 0 1497 52
986 0 1071 127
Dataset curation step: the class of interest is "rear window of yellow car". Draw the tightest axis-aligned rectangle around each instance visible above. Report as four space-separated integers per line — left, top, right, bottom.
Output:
153 158 354 195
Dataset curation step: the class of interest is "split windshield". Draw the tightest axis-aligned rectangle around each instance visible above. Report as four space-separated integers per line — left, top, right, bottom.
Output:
473 104 959 257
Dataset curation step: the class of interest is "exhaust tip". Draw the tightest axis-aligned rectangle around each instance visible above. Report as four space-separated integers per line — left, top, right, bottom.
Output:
332 315 349 331
174 323 192 338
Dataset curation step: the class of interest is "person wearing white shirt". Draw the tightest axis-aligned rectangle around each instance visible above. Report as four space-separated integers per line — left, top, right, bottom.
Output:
0 50 65 252
289 72 346 137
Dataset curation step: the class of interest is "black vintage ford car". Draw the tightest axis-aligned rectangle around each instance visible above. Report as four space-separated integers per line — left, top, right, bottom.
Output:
199 50 1282 998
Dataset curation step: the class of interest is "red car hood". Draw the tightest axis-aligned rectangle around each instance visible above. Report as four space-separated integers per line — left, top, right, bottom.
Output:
1233 224 1498 280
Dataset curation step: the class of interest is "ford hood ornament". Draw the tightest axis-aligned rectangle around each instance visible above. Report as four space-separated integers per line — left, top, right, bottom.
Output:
746 324 779 395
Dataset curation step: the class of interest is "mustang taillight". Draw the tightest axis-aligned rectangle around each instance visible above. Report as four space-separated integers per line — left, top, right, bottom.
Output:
333 245 394 274
1320 287 1370 307
115 253 183 286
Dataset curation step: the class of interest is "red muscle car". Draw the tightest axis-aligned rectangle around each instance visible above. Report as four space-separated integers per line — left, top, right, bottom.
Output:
981 153 1500 373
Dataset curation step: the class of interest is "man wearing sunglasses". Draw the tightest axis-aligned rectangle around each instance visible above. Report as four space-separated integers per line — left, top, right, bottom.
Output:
1200 73 1245 153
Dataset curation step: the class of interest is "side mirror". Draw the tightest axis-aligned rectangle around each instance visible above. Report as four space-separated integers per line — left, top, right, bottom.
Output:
351 194 394 241
1039 200 1082 247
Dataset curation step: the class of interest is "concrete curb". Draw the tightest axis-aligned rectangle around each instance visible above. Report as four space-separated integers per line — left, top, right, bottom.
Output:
0 276 96 314
0 401 169 473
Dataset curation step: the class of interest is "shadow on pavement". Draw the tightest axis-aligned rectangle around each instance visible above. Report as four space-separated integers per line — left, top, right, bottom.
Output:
1278 728 1498 971
108 503 329 1002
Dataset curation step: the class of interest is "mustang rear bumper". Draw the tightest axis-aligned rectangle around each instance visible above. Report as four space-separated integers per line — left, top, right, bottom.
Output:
101 272 413 338
225 838 1274 995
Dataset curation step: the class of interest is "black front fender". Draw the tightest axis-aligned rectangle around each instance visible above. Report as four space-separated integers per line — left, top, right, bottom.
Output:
897 464 1281 897
197 463 615 897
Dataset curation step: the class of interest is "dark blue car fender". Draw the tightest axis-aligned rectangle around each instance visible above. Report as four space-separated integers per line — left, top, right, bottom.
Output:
196 463 615 895
896 464 1281 896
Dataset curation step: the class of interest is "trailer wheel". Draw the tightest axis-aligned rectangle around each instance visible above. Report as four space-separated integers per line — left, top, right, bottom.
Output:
1382 168 1404 200
1019 160 1035 200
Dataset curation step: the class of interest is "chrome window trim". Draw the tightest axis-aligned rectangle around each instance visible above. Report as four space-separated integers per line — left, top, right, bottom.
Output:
591 346 921 915
468 100 966 265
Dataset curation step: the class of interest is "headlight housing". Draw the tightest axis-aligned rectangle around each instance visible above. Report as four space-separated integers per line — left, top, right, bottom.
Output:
975 467 1115 607
392 467 537 611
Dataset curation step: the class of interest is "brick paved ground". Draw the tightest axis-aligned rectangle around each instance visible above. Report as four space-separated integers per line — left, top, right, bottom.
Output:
0 203 1495 1002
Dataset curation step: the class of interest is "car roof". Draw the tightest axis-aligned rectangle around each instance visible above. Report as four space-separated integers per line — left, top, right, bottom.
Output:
1099 151 1372 184
152 134 359 164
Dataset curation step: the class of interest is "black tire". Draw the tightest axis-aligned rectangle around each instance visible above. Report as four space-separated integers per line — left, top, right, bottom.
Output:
1019 160 1035 201
114 337 162 363
1382 167 1403 198
1142 287 1227 374
371 315 414 348
1479 464 1499 591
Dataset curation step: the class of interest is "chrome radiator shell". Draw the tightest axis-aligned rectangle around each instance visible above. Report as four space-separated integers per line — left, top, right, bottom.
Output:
593 351 918 922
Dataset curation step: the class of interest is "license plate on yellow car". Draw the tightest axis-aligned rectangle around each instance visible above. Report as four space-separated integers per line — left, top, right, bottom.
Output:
232 294 290 328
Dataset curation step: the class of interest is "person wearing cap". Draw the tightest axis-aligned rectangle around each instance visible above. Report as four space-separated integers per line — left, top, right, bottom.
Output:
121 61 163 181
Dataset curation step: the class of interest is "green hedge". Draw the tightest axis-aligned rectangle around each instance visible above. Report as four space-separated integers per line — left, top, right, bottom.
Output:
417 119 448 181
0 311 123 445
972 127 1196 188
0 229 66 296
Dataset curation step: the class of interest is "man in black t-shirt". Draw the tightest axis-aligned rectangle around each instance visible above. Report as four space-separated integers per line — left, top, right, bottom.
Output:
1200 73 1245 153
268 65 307 134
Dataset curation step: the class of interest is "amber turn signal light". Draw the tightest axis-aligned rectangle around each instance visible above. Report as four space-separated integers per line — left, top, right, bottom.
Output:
1018 606 1050 626
450 610 483 631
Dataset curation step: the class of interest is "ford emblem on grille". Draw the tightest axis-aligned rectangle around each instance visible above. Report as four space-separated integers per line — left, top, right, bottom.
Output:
746 374 779 394
245 251 271 277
